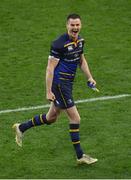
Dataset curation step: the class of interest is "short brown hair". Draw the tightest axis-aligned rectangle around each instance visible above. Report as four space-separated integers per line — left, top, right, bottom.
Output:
67 13 81 21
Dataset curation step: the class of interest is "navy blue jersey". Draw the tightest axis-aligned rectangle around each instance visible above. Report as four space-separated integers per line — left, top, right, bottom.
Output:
49 33 84 83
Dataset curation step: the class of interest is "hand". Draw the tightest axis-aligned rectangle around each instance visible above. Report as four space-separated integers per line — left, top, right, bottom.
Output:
88 77 96 86
46 91 56 101
87 77 99 92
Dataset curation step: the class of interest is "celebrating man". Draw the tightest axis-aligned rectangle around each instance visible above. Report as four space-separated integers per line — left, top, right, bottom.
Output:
13 13 98 165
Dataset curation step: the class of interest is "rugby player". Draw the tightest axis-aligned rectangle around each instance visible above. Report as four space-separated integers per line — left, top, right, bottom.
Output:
13 13 98 165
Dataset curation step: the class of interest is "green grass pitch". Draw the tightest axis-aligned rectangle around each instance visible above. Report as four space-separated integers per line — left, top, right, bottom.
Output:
0 0 131 178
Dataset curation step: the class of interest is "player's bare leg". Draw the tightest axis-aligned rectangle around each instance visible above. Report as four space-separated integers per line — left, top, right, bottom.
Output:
65 105 80 124
12 102 61 147
46 102 61 123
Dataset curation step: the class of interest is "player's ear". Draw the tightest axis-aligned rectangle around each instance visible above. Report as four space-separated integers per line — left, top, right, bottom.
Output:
66 21 69 29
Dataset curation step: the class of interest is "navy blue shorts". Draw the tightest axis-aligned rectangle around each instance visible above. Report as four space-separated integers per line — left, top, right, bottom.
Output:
52 82 74 109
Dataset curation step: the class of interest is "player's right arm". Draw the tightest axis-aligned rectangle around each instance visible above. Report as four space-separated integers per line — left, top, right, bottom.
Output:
46 57 59 101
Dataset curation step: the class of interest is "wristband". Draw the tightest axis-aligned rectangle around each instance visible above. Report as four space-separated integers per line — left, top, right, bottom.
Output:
87 81 100 92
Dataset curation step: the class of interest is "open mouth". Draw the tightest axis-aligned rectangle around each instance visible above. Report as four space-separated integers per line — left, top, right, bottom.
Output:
72 30 79 35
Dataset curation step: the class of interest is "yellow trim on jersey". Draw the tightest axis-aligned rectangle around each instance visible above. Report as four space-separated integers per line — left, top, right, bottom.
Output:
64 42 75 47
59 72 74 76
72 141 80 144
69 129 79 132
77 39 84 43
64 39 84 47
32 118 35 126
58 84 67 107
40 114 44 124
59 78 71 81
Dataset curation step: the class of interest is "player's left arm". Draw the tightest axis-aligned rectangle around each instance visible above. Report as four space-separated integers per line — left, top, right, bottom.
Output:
80 54 96 85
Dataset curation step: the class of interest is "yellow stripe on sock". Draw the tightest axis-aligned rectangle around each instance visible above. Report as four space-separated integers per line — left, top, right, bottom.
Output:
69 129 79 132
40 114 44 124
32 118 35 126
72 141 80 144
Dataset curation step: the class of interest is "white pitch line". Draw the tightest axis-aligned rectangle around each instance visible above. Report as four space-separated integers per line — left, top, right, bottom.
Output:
0 94 130 115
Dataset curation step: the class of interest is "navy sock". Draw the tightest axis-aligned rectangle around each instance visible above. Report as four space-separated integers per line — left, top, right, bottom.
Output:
69 124 84 159
19 114 51 133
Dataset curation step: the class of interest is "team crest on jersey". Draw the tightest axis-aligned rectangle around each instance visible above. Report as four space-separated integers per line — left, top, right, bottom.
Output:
68 45 73 51
79 42 82 48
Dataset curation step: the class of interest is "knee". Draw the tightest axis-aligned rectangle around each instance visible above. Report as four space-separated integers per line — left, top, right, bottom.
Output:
72 112 81 124
46 114 58 124
70 117 81 124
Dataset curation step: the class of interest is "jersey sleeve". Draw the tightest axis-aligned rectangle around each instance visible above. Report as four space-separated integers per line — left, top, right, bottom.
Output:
49 41 61 60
